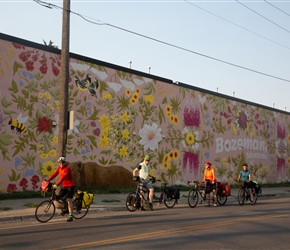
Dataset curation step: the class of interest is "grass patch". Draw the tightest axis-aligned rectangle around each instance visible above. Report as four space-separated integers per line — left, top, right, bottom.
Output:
101 199 121 203
23 203 38 208
0 207 13 211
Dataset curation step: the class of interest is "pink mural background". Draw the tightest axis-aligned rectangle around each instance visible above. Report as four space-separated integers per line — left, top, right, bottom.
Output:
0 34 290 193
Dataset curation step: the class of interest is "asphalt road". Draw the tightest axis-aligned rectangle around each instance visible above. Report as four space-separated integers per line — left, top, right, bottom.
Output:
0 195 289 250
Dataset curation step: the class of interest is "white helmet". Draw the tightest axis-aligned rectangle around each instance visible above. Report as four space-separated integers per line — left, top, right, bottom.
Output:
58 156 66 162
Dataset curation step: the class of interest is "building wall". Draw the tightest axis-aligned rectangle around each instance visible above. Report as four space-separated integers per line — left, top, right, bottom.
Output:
0 33 289 193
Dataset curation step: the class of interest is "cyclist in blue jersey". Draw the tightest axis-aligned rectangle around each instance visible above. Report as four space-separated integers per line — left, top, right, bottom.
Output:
237 163 254 203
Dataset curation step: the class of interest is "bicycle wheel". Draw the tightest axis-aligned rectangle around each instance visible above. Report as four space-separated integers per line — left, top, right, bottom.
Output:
188 189 199 208
126 192 138 212
35 200 55 223
251 189 258 205
216 191 227 206
163 196 176 208
237 188 245 206
72 199 89 219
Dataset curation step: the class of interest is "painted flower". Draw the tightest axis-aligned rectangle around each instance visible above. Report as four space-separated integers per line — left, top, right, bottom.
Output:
99 136 109 148
122 129 129 139
37 117 51 132
120 112 130 123
19 177 28 191
119 145 128 157
236 111 248 130
41 161 56 177
138 122 162 151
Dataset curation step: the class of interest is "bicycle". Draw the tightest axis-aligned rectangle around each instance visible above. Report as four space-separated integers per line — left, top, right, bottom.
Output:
237 181 258 206
126 176 180 212
187 180 228 208
35 184 91 223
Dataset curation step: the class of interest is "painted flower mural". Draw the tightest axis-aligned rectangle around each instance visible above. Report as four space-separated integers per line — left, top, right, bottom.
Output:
0 34 290 193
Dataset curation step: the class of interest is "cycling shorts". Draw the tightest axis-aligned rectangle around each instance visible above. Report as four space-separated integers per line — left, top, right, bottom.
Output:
59 186 75 199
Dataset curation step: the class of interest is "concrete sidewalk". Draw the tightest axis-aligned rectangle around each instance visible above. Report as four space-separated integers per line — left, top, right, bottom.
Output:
1 187 289 222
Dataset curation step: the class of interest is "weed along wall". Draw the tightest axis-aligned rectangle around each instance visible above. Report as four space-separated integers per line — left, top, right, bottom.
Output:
0 33 290 193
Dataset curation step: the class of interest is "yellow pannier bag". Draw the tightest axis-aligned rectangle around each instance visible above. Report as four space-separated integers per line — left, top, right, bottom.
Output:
76 190 94 208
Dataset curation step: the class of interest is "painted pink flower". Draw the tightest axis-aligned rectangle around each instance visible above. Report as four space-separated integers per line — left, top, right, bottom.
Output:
182 151 200 178
277 121 286 139
183 106 200 127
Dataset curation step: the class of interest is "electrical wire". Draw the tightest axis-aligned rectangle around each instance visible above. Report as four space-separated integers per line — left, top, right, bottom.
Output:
236 0 290 34
264 0 290 17
33 0 290 83
183 0 290 50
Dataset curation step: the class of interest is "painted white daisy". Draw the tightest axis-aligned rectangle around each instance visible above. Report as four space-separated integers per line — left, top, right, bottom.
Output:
138 122 162 151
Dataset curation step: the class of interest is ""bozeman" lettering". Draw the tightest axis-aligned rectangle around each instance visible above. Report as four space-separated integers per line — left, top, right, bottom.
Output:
215 137 267 153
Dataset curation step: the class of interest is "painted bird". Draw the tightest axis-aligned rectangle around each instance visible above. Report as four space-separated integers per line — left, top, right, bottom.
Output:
74 74 91 92
87 78 99 97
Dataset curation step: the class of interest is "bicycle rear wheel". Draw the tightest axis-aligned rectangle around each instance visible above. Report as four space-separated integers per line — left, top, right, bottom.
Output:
237 188 245 206
188 189 199 208
35 200 55 223
163 197 176 208
126 192 138 212
251 189 258 205
216 191 227 206
72 199 89 219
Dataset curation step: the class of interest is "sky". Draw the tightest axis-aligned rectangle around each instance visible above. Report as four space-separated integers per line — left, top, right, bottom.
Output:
1 0 290 111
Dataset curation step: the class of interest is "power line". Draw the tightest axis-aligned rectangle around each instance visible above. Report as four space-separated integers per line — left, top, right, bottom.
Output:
183 0 290 50
264 0 290 17
34 0 290 83
236 0 290 34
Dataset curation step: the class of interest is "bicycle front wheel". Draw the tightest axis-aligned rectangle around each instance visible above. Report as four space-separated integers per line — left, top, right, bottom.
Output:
237 188 245 206
126 192 138 212
35 200 55 223
72 199 89 219
188 189 199 208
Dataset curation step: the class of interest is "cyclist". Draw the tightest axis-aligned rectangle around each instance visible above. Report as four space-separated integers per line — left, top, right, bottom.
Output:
133 155 154 211
202 161 218 207
47 156 75 222
237 163 254 203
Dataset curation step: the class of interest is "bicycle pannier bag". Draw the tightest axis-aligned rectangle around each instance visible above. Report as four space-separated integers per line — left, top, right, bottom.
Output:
225 185 231 196
173 188 180 200
252 181 262 194
76 190 94 208
41 180 52 192
82 191 94 208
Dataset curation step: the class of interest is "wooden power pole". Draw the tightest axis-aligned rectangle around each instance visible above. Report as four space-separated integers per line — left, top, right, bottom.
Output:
57 0 70 159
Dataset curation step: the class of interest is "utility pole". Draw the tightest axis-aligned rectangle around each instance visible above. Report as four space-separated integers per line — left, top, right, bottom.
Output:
57 0 70 158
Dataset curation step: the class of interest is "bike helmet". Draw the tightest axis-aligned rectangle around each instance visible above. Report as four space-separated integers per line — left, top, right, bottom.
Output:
205 161 211 166
144 155 151 161
58 156 66 162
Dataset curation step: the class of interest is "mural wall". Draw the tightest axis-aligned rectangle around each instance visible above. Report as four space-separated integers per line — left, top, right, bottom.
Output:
0 33 290 193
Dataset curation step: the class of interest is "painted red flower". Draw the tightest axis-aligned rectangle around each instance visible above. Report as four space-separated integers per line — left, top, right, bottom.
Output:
7 183 17 193
37 117 52 132
20 178 28 191
31 175 40 190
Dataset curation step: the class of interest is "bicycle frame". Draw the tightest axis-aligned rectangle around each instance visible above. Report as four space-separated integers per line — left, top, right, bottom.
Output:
126 177 179 212
35 187 90 223
237 183 257 206
187 181 227 208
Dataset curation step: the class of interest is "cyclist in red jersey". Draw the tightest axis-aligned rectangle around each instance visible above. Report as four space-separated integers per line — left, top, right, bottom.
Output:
48 156 75 222
202 161 217 207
